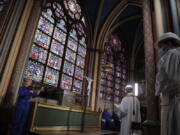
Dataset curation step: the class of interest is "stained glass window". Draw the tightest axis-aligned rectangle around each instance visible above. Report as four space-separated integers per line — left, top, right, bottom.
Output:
75 67 84 80
67 38 78 51
30 44 47 63
24 1 87 92
57 19 66 32
64 0 81 20
24 60 44 82
70 29 78 40
65 48 76 63
61 74 72 89
99 35 127 103
38 17 53 35
63 61 74 76
76 55 85 68
44 67 59 86
42 9 54 23
73 79 82 90
80 37 86 47
51 40 64 57
78 46 86 57
47 53 62 70
53 28 66 44
34 30 50 49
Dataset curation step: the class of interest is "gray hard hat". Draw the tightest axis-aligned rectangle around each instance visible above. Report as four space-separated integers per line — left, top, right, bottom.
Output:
155 32 180 47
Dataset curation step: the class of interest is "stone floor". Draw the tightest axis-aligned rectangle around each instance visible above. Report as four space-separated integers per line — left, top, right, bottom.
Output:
34 130 119 135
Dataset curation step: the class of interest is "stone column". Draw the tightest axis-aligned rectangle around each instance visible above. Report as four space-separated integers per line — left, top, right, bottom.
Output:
0 0 27 103
143 0 159 134
177 1 180 21
3 0 42 105
170 0 180 36
153 1 167 135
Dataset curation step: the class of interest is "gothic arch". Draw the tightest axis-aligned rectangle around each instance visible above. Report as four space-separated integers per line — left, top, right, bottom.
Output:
96 0 142 51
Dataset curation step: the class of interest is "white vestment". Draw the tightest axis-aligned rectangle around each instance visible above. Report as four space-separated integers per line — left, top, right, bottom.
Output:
155 47 180 135
115 94 141 135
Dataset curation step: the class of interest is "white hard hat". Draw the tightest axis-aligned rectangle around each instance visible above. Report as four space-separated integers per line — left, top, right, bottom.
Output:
125 84 133 89
155 32 180 47
125 84 133 93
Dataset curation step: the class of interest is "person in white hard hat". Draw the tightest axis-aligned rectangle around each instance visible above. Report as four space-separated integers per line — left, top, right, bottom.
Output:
114 84 141 135
155 32 180 135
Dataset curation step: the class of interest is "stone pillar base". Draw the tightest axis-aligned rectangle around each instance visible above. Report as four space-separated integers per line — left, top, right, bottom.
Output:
142 120 160 135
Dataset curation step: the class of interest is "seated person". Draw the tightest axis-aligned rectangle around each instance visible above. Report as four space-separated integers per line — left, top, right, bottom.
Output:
101 108 116 130
112 111 120 131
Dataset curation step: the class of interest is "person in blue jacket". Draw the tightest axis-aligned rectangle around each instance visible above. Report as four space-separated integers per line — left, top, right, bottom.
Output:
9 78 41 135
102 108 116 130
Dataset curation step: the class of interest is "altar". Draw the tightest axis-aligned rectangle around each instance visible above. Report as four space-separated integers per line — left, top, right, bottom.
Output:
28 100 101 133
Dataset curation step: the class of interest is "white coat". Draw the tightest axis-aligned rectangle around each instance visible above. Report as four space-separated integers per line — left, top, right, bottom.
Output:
115 93 141 135
155 47 180 135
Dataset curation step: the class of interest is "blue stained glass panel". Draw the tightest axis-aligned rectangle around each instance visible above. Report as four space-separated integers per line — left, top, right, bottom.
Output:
76 23 84 35
61 74 72 89
53 2 63 12
79 37 86 48
63 61 74 76
42 8 54 23
30 44 47 64
65 48 76 63
44 67 59 86
68 0 77 13
34 30 50 49
106 94 112 101
38 17 53 35
57 19 66 32
51 40 64 57
47 53 62 70
67 38 77 52
24 60 44 82
53 2 64 17
75 67 84 80
53 28 66 44
76 55 85 68
78 45 86 57
69 29 77 40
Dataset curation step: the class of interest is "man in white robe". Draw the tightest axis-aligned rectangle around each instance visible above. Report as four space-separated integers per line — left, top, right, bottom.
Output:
115 85 141 135
155 32 180 135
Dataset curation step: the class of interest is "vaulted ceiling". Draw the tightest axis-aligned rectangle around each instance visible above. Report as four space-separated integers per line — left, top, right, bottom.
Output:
80 0 143 53
80 0 145 81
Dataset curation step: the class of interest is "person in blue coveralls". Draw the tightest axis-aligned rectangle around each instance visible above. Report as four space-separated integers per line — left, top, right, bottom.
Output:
101 108 116 130
112 111 120 131
9 78 42 135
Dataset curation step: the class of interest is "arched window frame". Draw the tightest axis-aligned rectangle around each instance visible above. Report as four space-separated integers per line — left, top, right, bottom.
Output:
24 0 88 93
